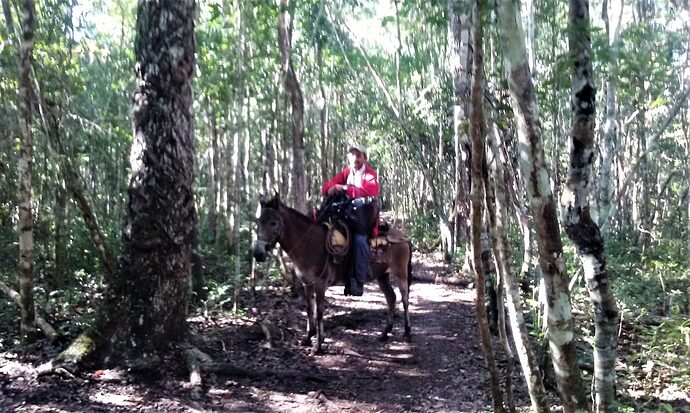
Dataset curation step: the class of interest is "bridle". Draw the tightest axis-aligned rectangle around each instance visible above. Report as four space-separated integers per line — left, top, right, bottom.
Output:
257 208 284 252
256 203 320 258
254 201 330 289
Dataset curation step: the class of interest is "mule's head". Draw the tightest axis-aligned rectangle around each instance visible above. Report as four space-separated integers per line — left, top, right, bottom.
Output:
253 195 283 262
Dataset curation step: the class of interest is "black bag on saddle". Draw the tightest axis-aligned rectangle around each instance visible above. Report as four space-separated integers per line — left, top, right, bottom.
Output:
344 196 380 236
316 193 380 236
315 192 352 224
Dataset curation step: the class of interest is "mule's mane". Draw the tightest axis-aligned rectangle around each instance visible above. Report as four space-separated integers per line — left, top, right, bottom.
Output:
273 200 316 227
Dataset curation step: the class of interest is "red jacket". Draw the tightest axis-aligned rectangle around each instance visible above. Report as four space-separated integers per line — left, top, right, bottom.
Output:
321 165 380 198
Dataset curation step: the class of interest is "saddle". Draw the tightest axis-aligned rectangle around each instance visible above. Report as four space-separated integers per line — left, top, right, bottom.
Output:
325 220 405 265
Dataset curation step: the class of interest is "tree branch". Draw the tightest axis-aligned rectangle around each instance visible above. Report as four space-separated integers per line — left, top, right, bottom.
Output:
0 281 59 342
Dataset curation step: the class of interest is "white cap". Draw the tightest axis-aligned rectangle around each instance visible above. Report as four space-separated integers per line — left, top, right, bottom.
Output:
347 143 367 156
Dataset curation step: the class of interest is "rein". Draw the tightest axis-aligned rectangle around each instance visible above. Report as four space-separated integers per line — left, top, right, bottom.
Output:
261 205 334 288
263 206 319 259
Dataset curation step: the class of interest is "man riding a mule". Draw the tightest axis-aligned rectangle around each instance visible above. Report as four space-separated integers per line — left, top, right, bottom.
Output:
253 191 411 354
320 143 380 296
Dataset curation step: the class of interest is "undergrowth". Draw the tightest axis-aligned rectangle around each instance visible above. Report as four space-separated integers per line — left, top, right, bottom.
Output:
568 237 690 411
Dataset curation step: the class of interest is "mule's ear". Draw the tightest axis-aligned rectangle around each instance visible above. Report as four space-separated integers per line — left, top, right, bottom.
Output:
255 201 262 219
259 193 268 207
263 191 279 208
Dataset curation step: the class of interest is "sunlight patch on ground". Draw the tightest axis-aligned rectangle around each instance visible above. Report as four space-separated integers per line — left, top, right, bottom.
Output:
0 355 33 378
89 391 141 407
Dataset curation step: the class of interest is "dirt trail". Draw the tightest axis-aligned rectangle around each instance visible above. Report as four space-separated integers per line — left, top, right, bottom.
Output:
0 253 530 412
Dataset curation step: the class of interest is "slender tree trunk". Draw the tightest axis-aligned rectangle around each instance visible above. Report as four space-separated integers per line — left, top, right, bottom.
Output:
448 0 472 252
502 156 534 286
487 124 550 412
523 0 536 76
482 177 514 410
90 0 197 361
229 0 246 261
495 0 588 410
209 108 219 244
53 181 67 292
17 0 37 342
277 0 307 213
2 0 13 33
317 43 329 186
598 0 623 226
468 2 505 411
394 0 403 116
563 1 620 410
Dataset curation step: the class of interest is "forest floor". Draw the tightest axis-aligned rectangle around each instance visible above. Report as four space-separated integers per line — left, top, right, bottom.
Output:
0 251 688 412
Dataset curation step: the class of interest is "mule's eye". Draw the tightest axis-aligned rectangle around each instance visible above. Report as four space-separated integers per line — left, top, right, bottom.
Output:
270 221 278 227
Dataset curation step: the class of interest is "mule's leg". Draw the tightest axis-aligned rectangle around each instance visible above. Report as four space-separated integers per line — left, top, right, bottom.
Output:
376 274 396 341
301 283 317 347
398 276 412 341
312 285 327 355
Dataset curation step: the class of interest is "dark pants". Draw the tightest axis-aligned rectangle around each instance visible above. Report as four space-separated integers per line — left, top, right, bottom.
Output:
347 198 379 286
352 233 370 284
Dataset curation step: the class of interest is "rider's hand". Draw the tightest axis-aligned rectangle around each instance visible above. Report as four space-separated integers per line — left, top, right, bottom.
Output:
328 184 347 195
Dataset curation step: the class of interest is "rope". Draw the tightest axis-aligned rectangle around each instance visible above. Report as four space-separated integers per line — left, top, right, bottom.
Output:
325 220 350 257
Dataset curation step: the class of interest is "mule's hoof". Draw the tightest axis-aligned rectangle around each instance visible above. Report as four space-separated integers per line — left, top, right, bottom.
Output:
311 347 325 355
378 333 389 342
403 333 412 342
300 337 312 347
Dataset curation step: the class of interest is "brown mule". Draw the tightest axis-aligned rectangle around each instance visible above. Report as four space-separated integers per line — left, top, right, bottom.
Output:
253 194 412 354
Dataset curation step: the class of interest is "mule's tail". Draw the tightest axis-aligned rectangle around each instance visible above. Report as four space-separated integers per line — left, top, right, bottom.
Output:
407 240 413 287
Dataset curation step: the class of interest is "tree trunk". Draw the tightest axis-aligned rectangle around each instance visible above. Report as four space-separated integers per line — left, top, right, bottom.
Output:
563 1 620 410
209 108 219 245
52 181 67 292
1 1 16 214
495 0 589 410
91 0 197 361
598 0 623 226
317 43 329 187
482 182 514 410
468 2 505 411
487 124 550 412
277 0 307 213
448 0 472 252
17 0 37 342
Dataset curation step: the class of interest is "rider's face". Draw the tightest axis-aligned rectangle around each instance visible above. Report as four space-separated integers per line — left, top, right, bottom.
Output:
347 150 366 170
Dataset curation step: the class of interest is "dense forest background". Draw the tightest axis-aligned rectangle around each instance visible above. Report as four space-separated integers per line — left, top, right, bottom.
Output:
1 0 689 411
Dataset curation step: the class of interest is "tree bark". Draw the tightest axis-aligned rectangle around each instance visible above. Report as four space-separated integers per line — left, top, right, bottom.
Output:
598 0 623 225
209 108 219 245
2 0 14 33
563 1 620 410
90 0 197 362
468 2 505 411
495 0 589 410
52 180 67 292
482 180 514 411
277 0 307 213
17 0 37 342
487 124 550 412
448 0 472 252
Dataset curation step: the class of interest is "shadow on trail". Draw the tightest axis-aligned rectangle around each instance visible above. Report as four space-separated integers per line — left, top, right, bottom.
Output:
189 280 498 412
0 280 507 413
